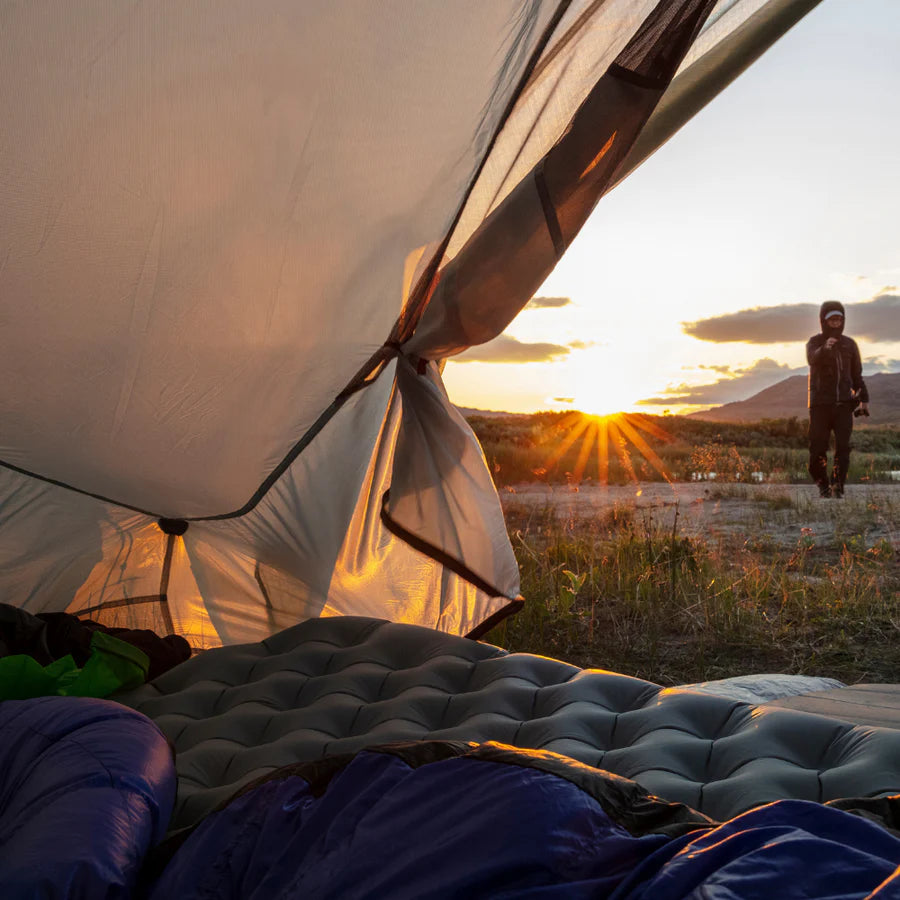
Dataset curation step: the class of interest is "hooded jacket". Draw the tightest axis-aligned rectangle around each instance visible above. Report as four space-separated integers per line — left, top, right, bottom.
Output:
806 300 868 407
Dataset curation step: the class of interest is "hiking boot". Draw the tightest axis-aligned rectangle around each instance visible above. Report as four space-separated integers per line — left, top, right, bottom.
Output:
832 483 844 499
818 482 831 498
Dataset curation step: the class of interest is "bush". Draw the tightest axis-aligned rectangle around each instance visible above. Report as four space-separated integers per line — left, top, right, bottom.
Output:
467 412 900 486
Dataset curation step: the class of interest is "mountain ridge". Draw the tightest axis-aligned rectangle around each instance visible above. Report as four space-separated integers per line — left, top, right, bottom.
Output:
688 371 900 424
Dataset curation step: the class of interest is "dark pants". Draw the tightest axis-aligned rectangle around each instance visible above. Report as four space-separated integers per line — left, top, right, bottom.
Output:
808 403 854 487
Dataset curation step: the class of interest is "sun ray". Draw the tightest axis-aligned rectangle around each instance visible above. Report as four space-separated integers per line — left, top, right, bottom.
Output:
596 416 609 486
626 412 675 443
614 415 673 483
553 410 586 433
606 417 639 486
572 419 598 483
536 410 679 489
541 415 591 472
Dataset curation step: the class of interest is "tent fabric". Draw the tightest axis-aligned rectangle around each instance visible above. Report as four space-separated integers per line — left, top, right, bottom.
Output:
1 1 823 646
147 742 900 900
116 616 900 832
0 696 176 898
382 357 521 601
614 0 826 187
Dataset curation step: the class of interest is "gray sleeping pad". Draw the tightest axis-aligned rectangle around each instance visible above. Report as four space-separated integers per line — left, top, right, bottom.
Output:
117 616 900 831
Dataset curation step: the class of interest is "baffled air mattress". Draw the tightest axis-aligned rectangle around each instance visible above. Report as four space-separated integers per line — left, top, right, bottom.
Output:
117 616 900 832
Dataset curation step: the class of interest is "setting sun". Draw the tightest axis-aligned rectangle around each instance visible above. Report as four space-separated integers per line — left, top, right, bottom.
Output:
565 348 663 418
569 392 623 418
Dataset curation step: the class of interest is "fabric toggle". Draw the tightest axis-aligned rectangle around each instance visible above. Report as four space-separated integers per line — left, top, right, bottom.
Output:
158 518 189 536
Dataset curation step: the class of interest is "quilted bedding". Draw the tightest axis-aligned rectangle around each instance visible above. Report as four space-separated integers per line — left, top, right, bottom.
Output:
116 616 900 832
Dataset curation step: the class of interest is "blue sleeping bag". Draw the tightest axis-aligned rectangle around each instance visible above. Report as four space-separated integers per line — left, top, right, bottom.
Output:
150 741 900 899
149 747 677 899
0 696 176 898
613 800 900 899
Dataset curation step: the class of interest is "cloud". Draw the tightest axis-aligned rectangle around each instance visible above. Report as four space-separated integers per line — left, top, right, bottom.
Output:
567 339 596 350
863 356 900 373
850 294 900 341
683 303 818 343
637 357 803 406
453 334 570 364
553 397 574 403
697 363 733 374
525 296 573 310
683 293 900 344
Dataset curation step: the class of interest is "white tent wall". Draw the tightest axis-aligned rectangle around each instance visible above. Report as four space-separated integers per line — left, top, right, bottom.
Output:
439 0 671 265
0 361 516 648
1 0 823 648
183 373 400 647
1 1 560 517
0 468 160 615
327 358 518 638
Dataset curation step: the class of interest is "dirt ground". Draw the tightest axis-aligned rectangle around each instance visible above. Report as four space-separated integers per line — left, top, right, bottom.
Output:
500 481 900 551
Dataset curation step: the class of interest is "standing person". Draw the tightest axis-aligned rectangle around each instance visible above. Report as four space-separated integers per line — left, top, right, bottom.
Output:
806 301 869 498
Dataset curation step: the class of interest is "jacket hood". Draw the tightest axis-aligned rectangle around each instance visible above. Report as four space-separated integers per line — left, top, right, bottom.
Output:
819 300 845 336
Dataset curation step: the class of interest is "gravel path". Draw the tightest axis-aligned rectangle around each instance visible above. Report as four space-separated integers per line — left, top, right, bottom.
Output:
500 481 900 551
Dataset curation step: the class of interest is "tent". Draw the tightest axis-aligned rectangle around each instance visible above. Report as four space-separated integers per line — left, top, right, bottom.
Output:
2 0 822 651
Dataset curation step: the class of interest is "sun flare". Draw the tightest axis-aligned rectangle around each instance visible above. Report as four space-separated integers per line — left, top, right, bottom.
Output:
537 411 674 486
572 396 625 417
565 349 656 418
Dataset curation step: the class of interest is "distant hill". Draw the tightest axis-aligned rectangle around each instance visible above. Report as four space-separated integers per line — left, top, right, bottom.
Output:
457 407 525 418
689 372 900 425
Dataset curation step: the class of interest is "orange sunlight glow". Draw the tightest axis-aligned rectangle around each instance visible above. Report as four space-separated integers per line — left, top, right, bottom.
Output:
566 349 655 417
537 412 674 487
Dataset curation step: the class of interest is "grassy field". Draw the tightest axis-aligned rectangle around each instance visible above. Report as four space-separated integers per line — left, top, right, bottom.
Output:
477 415 900 686
468 411 900 487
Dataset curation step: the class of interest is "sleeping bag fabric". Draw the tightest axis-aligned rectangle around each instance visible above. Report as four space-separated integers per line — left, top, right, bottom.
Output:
150 741 900 899
0 696 176 898
613 799 900 899
148 741 708 899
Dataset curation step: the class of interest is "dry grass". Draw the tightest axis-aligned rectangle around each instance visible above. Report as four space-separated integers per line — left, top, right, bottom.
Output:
486 493 900 685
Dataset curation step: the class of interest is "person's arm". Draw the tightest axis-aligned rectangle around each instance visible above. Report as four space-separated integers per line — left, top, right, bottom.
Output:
806 335 833 366
851 339 869 406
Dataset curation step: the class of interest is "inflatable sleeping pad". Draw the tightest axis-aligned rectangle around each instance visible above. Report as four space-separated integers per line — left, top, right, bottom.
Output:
117 616 900 831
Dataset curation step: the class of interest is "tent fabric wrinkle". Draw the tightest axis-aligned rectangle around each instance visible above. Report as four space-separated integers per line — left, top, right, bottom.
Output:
2 1 560 517
403 0 720 364
384 356 521 601
1 0 823 645
613 0 825 187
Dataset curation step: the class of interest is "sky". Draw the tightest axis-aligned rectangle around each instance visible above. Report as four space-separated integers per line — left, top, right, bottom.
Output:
443 0 900 417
